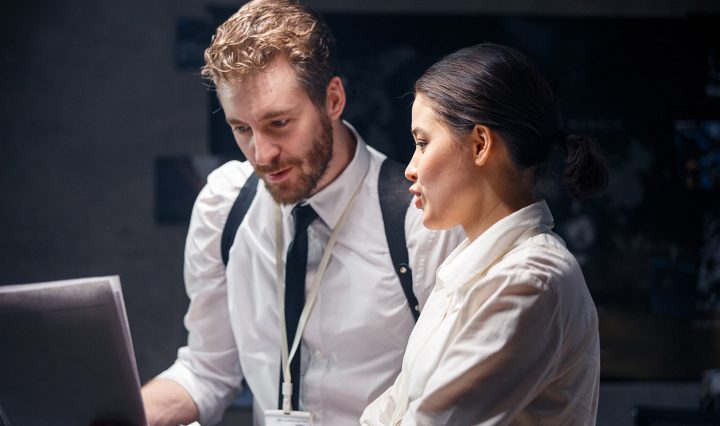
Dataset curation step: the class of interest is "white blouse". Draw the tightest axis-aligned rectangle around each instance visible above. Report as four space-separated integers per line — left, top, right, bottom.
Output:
361 200 600 426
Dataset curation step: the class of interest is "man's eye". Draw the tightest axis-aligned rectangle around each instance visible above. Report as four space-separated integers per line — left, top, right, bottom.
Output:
233 125 250 134
271 119 290 128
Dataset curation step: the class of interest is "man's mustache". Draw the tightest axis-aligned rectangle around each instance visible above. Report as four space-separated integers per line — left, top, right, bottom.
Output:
255 157 302 176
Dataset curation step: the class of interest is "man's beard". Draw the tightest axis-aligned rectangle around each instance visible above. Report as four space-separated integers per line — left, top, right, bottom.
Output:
256 114 334 205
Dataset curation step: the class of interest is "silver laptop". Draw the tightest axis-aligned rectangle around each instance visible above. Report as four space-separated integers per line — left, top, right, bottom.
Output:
0 276 146 426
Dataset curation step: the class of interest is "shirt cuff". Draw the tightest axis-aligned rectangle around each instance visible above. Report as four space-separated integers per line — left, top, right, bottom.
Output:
158 360 231 426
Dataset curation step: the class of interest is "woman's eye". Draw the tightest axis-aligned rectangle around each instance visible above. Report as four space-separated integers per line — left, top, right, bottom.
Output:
415 141 428 152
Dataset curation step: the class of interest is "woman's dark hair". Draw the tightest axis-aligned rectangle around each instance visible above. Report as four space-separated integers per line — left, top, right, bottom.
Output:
415 43 608 199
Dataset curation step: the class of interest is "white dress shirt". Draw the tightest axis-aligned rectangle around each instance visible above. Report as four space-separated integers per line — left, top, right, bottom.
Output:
158 123 464 426
361 200 600 426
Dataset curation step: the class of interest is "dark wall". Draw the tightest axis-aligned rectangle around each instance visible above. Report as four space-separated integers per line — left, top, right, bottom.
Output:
0 0 212 381
206 9 720 380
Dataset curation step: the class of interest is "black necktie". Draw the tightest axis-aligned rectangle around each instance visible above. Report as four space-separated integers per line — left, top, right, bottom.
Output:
280 203 318 411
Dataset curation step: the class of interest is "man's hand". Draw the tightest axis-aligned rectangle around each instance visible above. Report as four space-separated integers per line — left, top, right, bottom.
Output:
141 378 199 426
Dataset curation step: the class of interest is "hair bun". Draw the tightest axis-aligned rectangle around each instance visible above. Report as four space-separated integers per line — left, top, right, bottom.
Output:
563 135 608 198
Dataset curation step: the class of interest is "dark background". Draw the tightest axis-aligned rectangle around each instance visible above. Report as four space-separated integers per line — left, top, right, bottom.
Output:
2 1 719 424
201 9 720 380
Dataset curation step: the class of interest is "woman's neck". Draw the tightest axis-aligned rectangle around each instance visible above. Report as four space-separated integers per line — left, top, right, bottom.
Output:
463 173 537 242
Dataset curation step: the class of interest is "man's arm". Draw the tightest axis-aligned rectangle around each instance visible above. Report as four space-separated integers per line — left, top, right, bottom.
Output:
143 162 252 425
141 378 199 426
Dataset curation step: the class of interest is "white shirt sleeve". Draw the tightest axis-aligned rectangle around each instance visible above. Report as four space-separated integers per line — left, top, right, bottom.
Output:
403 272 564 426
359 370 405 426
157 161 251 426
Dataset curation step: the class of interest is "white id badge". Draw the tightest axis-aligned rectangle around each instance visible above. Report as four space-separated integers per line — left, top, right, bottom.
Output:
264 409 313 426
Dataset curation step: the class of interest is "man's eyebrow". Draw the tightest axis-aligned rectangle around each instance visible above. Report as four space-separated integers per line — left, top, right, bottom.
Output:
226 117 245 125
225 108 297 126
261 108 296 121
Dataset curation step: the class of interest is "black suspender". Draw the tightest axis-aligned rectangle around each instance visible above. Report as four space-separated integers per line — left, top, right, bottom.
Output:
377 159 419 321
219 158 419 321
220 172 259 266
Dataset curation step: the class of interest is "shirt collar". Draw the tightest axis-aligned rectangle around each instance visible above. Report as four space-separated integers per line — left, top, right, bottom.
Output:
281 121 370 229
436 200 555 291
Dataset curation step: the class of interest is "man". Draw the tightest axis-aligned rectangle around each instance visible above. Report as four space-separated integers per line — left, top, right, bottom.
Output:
141 1 462 425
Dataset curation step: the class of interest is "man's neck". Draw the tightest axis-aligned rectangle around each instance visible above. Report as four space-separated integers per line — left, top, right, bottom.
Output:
314 120 357 193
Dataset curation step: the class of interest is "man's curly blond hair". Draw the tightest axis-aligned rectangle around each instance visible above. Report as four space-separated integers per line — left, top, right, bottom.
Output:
201 0 337 108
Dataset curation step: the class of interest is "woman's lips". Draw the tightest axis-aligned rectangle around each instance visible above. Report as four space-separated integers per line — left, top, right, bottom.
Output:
409 187 423 209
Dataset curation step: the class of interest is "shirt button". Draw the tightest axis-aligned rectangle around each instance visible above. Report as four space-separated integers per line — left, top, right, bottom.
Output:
314 350 324 359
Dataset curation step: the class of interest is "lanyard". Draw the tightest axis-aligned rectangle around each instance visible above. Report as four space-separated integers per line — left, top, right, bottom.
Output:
274 165 369 414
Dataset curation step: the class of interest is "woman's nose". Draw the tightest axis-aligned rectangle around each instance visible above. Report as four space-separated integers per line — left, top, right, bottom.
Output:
405 152 419 182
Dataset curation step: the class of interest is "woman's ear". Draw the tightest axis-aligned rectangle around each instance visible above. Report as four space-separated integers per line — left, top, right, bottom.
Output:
470 124 494 166
324 76 346 120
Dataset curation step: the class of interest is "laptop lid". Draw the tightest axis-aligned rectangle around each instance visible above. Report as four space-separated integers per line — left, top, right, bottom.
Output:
0 276 146 426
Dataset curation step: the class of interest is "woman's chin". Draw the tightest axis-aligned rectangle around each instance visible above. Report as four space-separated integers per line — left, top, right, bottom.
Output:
421 214 456 231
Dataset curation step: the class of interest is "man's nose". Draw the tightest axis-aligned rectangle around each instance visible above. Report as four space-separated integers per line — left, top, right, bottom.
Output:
253 133 280 166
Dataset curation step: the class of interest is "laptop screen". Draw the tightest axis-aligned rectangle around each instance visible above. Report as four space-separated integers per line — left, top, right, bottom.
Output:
0 276 146 426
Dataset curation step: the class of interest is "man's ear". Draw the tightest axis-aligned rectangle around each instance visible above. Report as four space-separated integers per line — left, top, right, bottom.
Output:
324 76 346 120
470 124 494 166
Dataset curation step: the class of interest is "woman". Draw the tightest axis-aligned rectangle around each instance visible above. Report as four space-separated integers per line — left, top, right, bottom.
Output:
361 43 607 425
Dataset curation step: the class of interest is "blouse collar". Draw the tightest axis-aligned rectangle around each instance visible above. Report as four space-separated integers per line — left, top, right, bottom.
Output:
436 200 555 291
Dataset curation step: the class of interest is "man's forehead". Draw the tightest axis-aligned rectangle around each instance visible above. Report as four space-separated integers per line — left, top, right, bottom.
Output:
218 64 304 101
216 68 310 122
